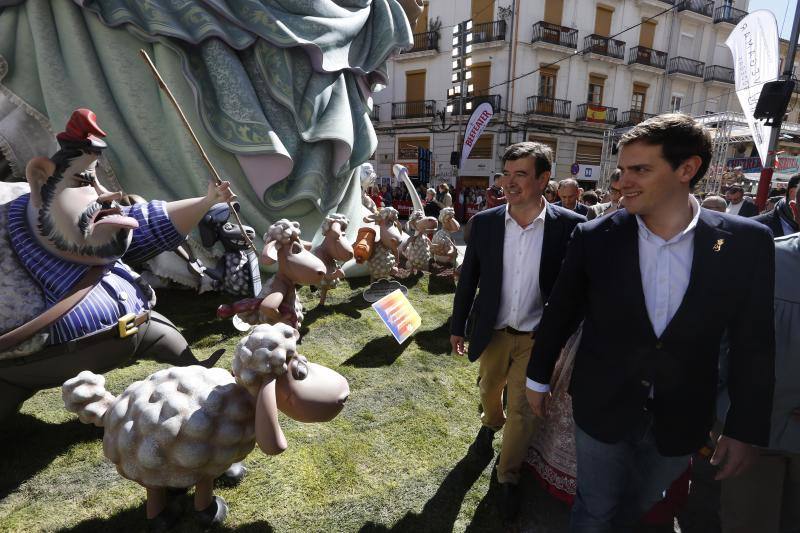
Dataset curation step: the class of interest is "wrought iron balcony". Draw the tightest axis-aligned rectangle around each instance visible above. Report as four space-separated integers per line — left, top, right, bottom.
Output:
472 20 506 44
627 46 667 69
584 34 625 60
714 5 747 25
451 94 501 115
526 96 571 119
576 103 618 124
677 0 713 18
619 110 656 126
668 56 704 78
371 104 380 121
392 100 436 119
704 65 735 84
531 21 578 49
401 30 439 53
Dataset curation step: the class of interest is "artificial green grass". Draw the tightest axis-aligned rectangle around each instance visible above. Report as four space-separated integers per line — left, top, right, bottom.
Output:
0 275 517 532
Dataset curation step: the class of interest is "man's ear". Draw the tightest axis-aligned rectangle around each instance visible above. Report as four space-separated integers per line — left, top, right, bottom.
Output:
680 156 702 185
25 157 55 209
790 199 799 225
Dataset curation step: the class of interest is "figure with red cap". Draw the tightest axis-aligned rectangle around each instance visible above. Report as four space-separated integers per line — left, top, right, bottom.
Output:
0 109 236 421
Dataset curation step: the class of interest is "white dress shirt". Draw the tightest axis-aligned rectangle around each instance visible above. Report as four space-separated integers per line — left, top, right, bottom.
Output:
527 195 700 393
726 200 743 216
495 202 547 332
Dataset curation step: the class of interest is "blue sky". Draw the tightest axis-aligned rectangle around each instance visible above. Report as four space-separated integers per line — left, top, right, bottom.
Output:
749 0 796 38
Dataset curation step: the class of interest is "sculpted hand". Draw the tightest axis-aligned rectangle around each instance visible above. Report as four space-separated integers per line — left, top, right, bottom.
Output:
526 389 550 418
711 435 756 480
206 180 236 206
450 335 465 356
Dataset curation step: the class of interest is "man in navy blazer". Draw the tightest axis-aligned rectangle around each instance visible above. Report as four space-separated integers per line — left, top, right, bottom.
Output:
526 114 775 531
450 141 585 523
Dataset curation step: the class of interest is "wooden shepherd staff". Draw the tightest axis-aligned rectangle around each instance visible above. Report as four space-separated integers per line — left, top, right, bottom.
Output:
138 49 258 255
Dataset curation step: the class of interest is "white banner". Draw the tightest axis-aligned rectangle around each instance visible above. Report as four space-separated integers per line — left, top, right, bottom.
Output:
460 102 494 168
725 11 780 167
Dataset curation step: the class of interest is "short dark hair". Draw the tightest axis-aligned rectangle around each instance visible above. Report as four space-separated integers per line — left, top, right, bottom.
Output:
581 191 598 205
617 113 712 188
609 168 621 184
727 184 744 194
787 174 800 198
502 141 552 178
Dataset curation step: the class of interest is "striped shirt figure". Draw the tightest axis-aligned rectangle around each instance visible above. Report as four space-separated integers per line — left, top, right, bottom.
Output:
8 194 184 344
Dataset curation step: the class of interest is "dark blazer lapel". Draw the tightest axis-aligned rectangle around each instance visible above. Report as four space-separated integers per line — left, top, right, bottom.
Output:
539 203 560 292
613 211 658 340
661 209 730 339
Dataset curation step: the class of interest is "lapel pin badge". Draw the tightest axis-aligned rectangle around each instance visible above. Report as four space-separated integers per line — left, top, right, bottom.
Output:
713 238 724 252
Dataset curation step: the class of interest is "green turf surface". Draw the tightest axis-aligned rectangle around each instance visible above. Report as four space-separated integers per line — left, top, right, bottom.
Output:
0 275 521 532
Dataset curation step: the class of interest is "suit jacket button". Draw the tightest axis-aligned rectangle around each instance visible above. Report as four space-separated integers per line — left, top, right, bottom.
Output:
655 342 663 349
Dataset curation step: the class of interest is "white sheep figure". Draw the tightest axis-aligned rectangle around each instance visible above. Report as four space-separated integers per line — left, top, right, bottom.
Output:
364 207 403 281
399 209 438 274
62 323 349 528
431 207 460 271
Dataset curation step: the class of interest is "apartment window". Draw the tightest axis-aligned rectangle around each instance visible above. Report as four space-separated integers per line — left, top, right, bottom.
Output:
639 20 656 49
705 98 718 115
472 63 491 96
588 74 605 105
539 67 557 99
459 134 494 159
576 142 602 166
472 0 494 25
670 94 684 112
594 5 613 37
405 70 426 102
397 136 430 160
631 83 647 112
544 0 564 25
528 136 558 160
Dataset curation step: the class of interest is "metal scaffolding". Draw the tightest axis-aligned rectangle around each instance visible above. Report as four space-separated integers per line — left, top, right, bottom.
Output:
600 112 800 193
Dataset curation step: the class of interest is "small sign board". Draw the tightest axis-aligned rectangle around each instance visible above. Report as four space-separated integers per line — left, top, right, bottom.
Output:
371 289 421 344
363 279 408 303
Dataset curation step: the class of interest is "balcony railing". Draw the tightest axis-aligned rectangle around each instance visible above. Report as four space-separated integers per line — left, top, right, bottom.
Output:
371 104 380 121
472 20 506 44
619 110 656 126
401 30 439 53
526 96 571 119
583 34 625 60
668 56 704 77
627 46 667 69
704 65 735 84
714 5 747 25
451 94 501 115
677 0 714 18
576 103 618 124
531 21 578 49
391 100 436 119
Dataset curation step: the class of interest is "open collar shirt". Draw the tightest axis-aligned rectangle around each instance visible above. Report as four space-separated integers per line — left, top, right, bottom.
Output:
495 201 547 332
527 195 700 393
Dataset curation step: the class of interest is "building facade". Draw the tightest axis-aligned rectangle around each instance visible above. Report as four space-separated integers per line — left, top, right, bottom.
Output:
370 0 753 190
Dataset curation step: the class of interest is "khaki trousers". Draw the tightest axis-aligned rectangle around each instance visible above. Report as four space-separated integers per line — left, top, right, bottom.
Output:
478 330 538 485
721 450 800 533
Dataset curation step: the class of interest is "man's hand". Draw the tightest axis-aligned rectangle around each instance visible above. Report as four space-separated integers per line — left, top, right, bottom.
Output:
526 388 551 418
205 180 236 206
711 435 756 480
450 335 465 356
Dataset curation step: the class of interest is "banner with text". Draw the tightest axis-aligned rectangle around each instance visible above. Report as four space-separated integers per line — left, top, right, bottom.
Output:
725 11 779 167
460 102 494 168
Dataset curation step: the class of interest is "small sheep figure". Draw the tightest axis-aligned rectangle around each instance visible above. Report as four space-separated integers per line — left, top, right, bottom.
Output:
362 207 403 281
431 207 460 273
312 214 354 305
63 323 349 528
399 210 438 274
220 219 326 329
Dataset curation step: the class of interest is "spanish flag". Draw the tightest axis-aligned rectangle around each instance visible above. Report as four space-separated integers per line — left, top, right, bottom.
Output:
586 105 607 123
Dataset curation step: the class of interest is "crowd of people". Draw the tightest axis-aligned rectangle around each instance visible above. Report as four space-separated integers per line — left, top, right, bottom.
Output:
450 113 799 532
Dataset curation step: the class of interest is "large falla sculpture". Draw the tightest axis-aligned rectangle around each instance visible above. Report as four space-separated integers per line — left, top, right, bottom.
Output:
63 322 350 527
0 0 423 249
0 109 236 421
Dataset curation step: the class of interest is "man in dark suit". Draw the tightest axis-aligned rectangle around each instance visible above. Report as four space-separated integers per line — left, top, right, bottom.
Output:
753 174 799 237
450 142 585 523
526 114 776 531
554 178 590 216
725 184 759 217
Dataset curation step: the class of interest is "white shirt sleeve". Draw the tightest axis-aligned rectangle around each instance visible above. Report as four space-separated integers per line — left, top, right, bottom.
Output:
526 378 551 393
